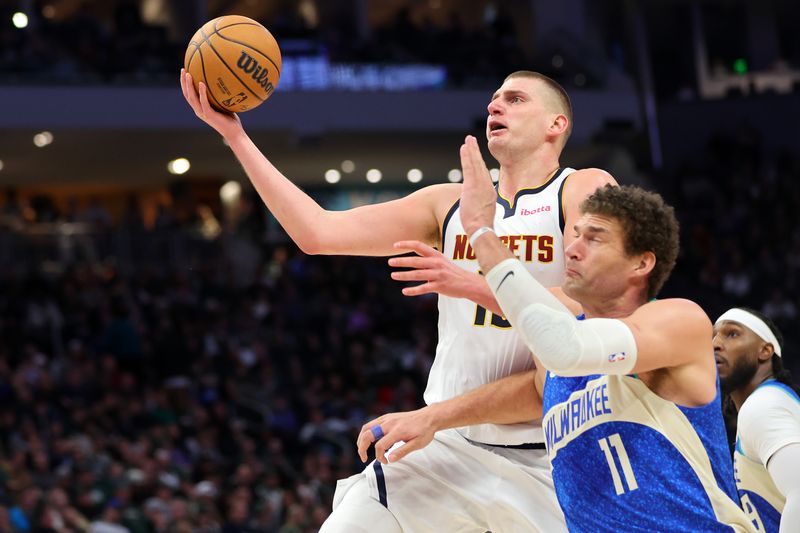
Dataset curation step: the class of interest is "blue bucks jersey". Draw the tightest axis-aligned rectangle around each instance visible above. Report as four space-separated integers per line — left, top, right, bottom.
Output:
543 372 753 532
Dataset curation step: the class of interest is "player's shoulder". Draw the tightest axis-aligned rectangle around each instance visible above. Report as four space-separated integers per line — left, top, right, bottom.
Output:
739 381 800 463
565 167 617 186
410 183 463 225
561 168 618 199
745 382 800 409
634 298 712 333
413 182 462 201
639 297 709 318
738 384 796 439
404 182 461 210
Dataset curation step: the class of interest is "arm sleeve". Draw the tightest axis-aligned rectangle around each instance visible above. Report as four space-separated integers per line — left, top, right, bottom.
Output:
485 258 638 376
484 258 572 317
765 443 800 533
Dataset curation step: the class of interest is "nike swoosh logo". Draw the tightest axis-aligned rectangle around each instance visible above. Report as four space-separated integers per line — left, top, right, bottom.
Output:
496 270 515 291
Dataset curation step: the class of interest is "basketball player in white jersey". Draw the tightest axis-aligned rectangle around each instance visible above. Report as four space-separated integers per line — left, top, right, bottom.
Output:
360 141 755 531
181 69 615 532
714 308 800 532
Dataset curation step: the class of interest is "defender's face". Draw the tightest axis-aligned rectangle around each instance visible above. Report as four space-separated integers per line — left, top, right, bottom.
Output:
486 77 550 157
712 321 761 387
561 214 634 302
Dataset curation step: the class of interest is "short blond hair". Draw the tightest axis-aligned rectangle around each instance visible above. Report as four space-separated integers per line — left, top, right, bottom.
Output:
504 71 573 144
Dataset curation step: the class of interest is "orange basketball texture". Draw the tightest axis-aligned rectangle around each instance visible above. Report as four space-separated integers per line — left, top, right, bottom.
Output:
185 15 282 113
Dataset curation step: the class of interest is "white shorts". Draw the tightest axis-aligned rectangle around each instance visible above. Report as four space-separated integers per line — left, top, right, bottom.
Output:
331 429 566 533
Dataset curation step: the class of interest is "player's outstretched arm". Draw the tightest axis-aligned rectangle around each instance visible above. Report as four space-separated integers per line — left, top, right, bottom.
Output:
357 369 542 464
483 271 717 404
181 70 456 256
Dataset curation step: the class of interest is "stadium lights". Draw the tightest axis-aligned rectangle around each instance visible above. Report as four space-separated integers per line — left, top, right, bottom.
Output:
219 181 242 205
366 169 382 183
324 169 341 184
12 12 28 29
490 168 500 183
341 160 355 173
33 131 53 147
407 169 423 183
447 169 462 183
167 157 191 175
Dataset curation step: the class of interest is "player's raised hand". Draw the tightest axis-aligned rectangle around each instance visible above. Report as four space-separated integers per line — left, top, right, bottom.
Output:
389 240 482 299
459 136 496 235
180 69 242 139
357 408 439 465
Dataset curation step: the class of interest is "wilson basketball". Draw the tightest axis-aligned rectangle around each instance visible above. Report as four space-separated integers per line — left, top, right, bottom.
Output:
184 15 281 113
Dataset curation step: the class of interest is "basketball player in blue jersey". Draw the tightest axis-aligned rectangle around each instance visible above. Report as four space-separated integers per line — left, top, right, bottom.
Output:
181 69 615 531
359 138 755 531
713 308 800 532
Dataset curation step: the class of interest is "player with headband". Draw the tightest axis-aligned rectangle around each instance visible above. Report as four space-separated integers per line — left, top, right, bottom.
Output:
714 307 800 532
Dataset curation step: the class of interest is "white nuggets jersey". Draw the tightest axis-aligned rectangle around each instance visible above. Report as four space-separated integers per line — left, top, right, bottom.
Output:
426 167 575 445
734 381 800 533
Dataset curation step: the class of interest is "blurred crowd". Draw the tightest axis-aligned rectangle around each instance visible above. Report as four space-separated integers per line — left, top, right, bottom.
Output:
0 198 437 532
0 1 531 87
666 124 800 367
0 2 178 84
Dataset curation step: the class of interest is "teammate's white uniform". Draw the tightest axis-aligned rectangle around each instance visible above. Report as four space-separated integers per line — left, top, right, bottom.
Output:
734 381 800 532
327 169 575 533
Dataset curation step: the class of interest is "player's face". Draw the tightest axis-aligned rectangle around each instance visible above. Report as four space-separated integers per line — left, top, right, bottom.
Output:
561 213 639 303
486 78 551 159
712 321 761 392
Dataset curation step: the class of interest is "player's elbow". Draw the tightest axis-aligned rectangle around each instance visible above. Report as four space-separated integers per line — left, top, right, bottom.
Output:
297 235 349 256
295 213 340 255
519 305 581 374
296 236 325 255
520 307 638 377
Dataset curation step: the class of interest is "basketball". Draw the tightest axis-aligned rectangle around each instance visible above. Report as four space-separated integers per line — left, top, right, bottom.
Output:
184 15 281 113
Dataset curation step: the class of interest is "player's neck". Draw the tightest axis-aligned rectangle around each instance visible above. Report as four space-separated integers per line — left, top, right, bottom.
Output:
732 366 775 410
496 149 560 199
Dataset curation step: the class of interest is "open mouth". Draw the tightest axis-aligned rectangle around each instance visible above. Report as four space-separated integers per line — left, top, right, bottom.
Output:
489 122 507 134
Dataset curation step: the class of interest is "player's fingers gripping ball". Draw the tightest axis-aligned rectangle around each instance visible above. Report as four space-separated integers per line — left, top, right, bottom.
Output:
184 15 281 113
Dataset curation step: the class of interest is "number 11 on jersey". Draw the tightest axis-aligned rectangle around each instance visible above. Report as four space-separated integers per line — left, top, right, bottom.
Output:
598 433 639 495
